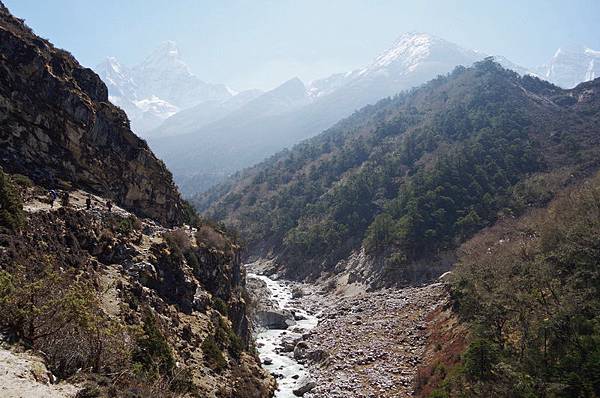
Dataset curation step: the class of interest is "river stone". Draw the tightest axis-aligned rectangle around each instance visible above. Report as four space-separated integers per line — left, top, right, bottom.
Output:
293 376 317 396
293 311 307 321
255 310 295 330
293 341 309 360
281 336 299 352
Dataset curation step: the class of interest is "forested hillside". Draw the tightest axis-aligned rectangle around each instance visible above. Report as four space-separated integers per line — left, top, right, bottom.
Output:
198 59 600 284
417 172 600 397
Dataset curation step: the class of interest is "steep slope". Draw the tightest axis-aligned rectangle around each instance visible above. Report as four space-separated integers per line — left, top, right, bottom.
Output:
151 33 529 196
417 171 600 397
95 41 233 135
198 59 600 285
0 3 275 396
0 175 275 397
0 3 185 226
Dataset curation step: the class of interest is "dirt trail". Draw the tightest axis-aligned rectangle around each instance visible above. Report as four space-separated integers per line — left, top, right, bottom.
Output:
0 347 79 398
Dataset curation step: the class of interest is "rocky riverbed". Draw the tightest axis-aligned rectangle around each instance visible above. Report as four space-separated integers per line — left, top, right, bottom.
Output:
247 265 449 397
300 283 448 398
248 272 319 397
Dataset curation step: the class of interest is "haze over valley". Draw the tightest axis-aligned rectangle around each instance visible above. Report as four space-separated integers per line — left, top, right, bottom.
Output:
96 34 600 196
1 1 599 397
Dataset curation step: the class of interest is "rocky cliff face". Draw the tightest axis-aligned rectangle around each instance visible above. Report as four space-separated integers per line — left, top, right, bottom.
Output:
0 2 184 226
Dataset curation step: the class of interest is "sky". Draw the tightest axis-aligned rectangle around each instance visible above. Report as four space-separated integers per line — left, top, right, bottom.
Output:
4 0 600 91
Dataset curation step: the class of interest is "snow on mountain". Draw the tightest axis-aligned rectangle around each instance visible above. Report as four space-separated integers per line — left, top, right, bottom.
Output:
131 41 231 109
365 32 479 74
95 57 138 99
307 33 483 100
152 33 507 196
95 41 233 136
537 46 600 88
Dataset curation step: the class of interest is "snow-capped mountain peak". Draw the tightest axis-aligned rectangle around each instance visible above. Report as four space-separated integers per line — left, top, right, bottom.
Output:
308 32 482 98
135 40 191 77
363 32 481 77
585 47 600 57
371 32 435 70
94 41 233 136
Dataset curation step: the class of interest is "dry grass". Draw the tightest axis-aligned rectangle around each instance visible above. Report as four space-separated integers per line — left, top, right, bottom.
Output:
195 225 229 251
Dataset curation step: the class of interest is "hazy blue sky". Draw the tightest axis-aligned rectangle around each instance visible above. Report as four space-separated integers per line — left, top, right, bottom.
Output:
4 0 600 90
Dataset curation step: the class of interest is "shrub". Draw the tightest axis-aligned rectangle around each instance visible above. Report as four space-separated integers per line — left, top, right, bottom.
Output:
116 215 142 235
201 335 226 371
195 225 229 251
132 309 175 378
163 229 191 252
0 170 25 231
228 329 244 359
212 298 228 316
11 173 33 188
0 256 124 378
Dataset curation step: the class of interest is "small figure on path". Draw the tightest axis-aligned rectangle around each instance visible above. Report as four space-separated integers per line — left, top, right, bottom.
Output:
106 200 113 213
86 194 92 210
49 189 57 208
61 191 69 207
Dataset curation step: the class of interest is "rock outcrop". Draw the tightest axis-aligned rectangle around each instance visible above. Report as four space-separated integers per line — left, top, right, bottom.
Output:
0 2 184 226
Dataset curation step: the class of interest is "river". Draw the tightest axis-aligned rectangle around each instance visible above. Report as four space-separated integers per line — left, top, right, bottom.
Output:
247 273 319 397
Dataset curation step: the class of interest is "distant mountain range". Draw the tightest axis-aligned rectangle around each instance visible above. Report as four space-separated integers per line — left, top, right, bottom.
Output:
94 35 600 196
95 41 233 134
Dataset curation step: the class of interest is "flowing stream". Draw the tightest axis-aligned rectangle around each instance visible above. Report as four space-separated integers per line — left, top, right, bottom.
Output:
248 273 319 397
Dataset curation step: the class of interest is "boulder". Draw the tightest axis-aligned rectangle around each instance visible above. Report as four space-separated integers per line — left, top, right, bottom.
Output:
293 311 307 321
293 376 317 396
255 310 295 330
280 336 299 352
307 348 330 364
293 341 309 360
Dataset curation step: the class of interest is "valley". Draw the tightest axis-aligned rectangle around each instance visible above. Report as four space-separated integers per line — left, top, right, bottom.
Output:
1 1 599 397
247 263 451 397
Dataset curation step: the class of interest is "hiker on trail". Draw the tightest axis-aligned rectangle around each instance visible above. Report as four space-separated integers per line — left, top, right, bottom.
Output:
49 189 58 208
61 191 69 207
86 194 92 210
106 200 113 213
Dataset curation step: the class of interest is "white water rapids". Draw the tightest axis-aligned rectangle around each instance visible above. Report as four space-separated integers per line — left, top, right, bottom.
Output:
248 273 319 397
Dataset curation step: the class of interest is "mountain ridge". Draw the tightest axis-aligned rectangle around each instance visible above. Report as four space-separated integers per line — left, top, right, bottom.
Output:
197 59 600 285
151 33 509 195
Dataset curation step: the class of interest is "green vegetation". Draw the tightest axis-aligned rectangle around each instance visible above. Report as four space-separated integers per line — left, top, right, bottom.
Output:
0 169 25 231
0 254 129 378
133 309 176 378
10 173 33 188
201 59 598 279
212 297 229 316
432 173 600 397
201 334 227 371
